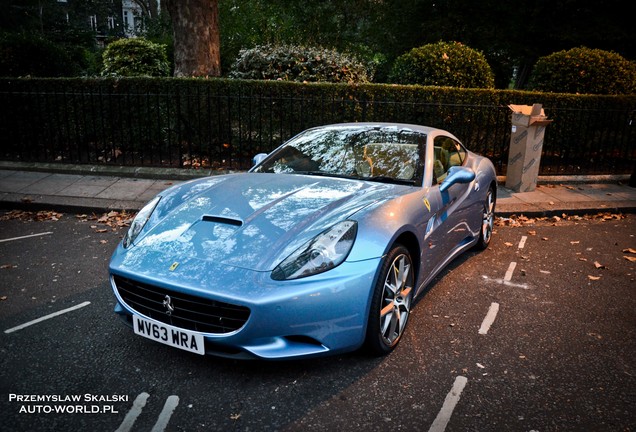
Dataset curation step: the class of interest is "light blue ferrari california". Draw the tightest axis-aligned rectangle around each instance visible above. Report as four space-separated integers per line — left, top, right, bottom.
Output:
109 123 497 360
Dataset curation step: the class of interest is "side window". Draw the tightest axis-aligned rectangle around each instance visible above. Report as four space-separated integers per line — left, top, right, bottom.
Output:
433 136 466 184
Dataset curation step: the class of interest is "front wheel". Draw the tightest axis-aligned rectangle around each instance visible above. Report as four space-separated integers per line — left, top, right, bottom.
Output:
475 186 496 250
365 244 414 355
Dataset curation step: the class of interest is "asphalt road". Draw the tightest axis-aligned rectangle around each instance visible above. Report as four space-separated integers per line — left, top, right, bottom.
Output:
0 210 634 432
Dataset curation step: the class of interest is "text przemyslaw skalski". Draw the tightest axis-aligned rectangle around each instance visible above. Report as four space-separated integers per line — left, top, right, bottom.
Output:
8 394 129 403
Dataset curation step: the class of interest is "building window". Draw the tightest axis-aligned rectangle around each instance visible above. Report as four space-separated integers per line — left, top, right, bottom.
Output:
108 16 115 30
89 15 98 31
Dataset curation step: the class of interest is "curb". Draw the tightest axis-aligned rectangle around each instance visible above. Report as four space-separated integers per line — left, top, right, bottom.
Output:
0 161 232 181
2 161 632 185
1 162 635 216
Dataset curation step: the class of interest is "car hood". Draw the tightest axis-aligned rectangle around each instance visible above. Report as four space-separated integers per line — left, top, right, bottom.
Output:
124 173 411 273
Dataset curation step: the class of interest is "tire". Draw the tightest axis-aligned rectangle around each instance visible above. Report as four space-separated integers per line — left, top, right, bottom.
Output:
365 244 414 355
475 186 496 250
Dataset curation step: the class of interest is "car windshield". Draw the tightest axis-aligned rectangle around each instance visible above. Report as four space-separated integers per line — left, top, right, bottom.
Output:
252 125 426 185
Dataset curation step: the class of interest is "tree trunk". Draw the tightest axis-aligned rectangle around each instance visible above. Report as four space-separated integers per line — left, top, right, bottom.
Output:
165 0 221 77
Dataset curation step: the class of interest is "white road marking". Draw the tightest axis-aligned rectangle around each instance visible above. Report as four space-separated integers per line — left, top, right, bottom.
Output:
4 301 91 334
428 376 468 432
115 392 149 432
518 235 528 249
115 393 180 432
504 262 517 282
0 232 53 243
481 275 529 289
478 302 500 335
151 395 180 432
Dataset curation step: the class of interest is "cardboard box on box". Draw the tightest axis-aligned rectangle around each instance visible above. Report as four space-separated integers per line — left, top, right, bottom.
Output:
505 104 552 192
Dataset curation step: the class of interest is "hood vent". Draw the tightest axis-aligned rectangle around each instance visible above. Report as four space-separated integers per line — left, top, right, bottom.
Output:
201 215 243 226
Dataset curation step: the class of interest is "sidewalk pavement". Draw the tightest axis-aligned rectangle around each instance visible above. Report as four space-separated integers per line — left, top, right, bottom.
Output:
0 165 635 217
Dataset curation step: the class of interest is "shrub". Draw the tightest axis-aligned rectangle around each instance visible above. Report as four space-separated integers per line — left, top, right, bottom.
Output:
229 44 370 84
101 38 170 77
527 47 636 95
389 41 495 89
0 33 80 77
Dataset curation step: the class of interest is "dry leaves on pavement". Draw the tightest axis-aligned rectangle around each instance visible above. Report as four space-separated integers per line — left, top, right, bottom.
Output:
0 210 63 222
76 211 135 233
495 212 626 227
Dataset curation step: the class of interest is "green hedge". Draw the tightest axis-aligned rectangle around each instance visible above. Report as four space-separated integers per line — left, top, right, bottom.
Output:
1 77 634 174
0 33 84 77
528 47 636 95
229 44 371 84
101 38 170 77
389 41 495 89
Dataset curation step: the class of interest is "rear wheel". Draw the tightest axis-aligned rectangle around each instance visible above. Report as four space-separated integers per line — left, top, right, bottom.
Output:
365 245 414 355
475 186 496 250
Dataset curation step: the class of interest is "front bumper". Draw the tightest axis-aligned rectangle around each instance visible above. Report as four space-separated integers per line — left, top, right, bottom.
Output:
110 258 381 360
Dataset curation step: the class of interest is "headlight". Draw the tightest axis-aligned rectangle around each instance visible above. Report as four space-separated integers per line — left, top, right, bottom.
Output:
271 221 357 280
122 196 161 248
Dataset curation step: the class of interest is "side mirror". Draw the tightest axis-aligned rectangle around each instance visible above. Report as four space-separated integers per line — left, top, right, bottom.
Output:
439 166 475 193
252 153 268 167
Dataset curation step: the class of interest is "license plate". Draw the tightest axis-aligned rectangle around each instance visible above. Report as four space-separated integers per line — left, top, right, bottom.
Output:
133 314 205 355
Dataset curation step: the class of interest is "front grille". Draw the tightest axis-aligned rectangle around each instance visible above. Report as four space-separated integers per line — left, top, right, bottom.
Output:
113 275 250 334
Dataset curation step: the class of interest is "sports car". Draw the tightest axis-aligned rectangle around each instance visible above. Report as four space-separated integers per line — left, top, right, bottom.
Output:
109 123 497 360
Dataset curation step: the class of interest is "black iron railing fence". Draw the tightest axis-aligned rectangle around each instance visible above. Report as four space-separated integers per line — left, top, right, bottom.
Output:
1 78 634 175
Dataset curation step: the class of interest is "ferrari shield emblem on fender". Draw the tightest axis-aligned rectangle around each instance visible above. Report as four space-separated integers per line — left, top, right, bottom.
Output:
423 198 431 212
169 262 179 271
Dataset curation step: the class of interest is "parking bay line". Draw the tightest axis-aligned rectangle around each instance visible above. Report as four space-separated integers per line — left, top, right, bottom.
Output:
478 302 500 335
428 376 468 432
0 232 53 243
504 262 517 282
116 393 179 432
151 395 180 432
115 392 149 432
4 301 91 334
518 235 528 249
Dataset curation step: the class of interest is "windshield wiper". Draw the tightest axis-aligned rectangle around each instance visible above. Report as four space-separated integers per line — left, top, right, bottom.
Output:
291 171 416 185
365 176 417 186
292 171 357 180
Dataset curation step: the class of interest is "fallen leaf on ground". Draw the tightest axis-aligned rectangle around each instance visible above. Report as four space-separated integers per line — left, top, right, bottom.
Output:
588 275 601 281
624 256 636 262
593 261 606 269
623 248 636 254
504 242 513 247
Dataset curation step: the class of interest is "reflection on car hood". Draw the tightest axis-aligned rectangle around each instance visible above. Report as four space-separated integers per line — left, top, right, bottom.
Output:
130 173 410 272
